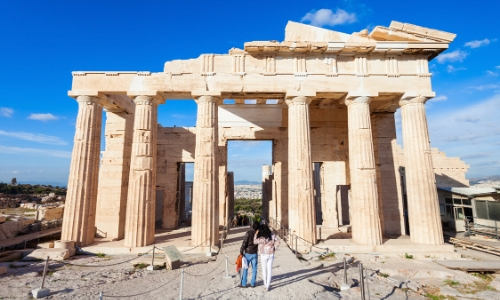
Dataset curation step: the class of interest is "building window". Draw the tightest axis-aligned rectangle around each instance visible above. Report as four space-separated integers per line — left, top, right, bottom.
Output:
453 198 462 205
439 204 445 216
445 197 453 204
446 205 453 218
475 200 500 221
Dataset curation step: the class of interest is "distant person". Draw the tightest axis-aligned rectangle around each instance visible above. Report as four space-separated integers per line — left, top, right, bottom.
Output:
232 215 238 227
239 222 260 288
254 223 280 291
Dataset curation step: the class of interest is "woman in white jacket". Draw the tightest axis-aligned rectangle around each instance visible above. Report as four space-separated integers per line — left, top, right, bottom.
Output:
254 224 280 291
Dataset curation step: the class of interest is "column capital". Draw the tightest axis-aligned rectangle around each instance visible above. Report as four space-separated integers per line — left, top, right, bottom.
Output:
343 91 378 106
131 95 163 106
75 95 106 106
399 91 436 106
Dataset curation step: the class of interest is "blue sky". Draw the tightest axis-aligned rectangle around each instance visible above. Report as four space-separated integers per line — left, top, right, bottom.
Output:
0 0 499 186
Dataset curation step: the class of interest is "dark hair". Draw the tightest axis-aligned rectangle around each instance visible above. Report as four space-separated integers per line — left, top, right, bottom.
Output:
252 222 259 230
257 224 272 240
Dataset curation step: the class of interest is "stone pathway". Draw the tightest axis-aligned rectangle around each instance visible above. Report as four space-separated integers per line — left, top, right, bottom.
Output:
2 227 500 299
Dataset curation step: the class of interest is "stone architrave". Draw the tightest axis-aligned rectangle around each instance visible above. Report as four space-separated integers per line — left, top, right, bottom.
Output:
345 94 382 246
62 95 103 247
191 93 220 247
124 94 161 248
400 93 444 245
286 92 317 245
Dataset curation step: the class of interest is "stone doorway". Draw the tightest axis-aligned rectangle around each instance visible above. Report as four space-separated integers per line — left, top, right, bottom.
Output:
226 140 273 222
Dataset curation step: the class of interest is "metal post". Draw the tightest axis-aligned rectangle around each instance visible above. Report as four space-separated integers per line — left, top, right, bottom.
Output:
99 292 103 300
209 235 212 256
24 240 27 249
496 221 498 240
40 256 49 289
344 257 347 285
179 268 184 300
365 267 371 300
223 254 232 279
319 227 322 240
359 263 365 300
295 235 298 258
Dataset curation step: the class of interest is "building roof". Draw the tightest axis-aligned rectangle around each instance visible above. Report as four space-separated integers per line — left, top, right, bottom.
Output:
438 186 500 197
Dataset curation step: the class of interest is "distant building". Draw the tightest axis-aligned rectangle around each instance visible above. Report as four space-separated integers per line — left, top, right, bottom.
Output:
10 178 17 186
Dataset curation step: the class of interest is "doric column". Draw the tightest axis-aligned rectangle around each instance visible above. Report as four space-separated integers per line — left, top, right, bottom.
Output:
62 95 103 247
286 92 317 245
345 93 382 245
400 92 443 245
124 93 161 248
191 92 220 247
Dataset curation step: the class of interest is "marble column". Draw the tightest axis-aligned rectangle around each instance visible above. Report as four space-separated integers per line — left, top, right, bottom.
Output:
345 95 382 245
191 94 220 247
286 94 317 245
124 95 160 248
62 95 103 247
400 93 444 245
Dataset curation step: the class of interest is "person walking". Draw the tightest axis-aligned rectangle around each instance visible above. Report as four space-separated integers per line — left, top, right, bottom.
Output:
239 222 259 288
254 223 280 291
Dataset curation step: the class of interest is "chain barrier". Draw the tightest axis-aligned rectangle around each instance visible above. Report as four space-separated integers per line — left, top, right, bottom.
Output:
179 238 210 253
101 270 181 298
183 257 224 277
50 247 155 268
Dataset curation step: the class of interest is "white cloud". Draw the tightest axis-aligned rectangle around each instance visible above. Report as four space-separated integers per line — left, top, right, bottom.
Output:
430 95 448 102
301 8 357 27
28 113 58 121
464 39 490 48
0 146 71 158
0 107 14 117
468 84 500 91
496 66 500 69
436 50 468 63
447 65 466 73
0 130 67 145
426 95 500 177
487 70 499 76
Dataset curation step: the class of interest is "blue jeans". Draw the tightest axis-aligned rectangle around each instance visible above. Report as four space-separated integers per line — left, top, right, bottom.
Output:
241 253 258 287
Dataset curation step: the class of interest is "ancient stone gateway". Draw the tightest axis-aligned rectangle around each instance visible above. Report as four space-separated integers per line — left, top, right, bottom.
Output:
62 21 457 251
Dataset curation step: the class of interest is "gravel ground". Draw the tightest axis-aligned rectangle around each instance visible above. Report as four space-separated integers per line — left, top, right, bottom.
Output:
1 228 500 299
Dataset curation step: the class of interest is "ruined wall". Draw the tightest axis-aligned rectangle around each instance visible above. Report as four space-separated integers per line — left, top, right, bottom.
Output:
156 127 196 229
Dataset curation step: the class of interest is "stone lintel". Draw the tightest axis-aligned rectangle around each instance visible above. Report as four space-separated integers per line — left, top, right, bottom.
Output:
285 90 316 99
68 90 100 98
191 90 222 98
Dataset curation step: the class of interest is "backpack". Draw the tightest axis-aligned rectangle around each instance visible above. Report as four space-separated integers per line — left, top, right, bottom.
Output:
235 254 243 272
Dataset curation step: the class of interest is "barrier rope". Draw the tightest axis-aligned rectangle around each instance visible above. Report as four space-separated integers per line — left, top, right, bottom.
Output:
179 238 210 253
183 258 224 277
50 247 155 267
101 270 180 298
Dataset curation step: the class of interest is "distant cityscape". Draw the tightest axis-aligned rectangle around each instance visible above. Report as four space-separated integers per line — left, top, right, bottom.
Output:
234 184 261 199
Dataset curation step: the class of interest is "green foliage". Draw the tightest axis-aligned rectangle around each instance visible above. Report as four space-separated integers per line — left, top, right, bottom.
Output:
404 253 414 259
378 272 389 278
424 294 447 300
444 279 460 286
134 263 147 270
0 183 66 196
234 198 262 214
96 253 106 258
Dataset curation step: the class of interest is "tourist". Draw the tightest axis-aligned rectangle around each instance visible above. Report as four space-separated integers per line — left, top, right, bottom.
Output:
254 223 280 291
239 222 259 288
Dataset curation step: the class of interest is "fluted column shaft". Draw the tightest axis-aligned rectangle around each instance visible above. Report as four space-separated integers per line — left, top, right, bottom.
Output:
62 96 103 247
287 96 317 245
124 96 158 248
346 96 382 245
191 96 219 247
400 96 444 245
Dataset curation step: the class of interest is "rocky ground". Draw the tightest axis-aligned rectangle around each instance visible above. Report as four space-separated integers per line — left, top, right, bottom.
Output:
1 227 500 299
